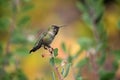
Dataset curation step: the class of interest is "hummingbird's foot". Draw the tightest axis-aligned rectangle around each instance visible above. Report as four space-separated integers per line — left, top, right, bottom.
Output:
50 47 54 54
46 45 54 54
44 45 48 50
48 48 53 54
44 45 54 54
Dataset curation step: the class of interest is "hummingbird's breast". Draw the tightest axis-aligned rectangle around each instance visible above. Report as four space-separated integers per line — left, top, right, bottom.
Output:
42 31 55 45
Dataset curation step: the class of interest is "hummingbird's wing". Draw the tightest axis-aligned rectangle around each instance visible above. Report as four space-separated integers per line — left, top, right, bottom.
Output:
34 31 47 47
29 30 48 53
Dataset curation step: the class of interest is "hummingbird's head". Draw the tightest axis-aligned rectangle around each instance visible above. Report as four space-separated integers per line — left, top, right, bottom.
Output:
51 25 60 35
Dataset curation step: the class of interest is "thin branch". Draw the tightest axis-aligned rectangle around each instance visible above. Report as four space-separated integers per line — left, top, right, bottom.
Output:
5 0 19 54
86 1 100 79
71 66 76 80
5 19 15 54
48 48 63 80
54 65 63 80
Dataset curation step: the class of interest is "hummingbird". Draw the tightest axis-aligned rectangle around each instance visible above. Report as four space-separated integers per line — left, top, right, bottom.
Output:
29 25 65 54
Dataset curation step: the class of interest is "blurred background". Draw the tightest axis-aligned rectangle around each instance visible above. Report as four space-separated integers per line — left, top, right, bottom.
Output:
0 0 120 80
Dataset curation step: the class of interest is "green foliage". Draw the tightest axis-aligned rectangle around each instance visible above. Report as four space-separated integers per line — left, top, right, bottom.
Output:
0 67 9 80
49 57 55 66
61 42 67 53
15 47 29 56
49 48 61 66
0 44 3 56
0 17 10 30
54 58 62 64
17 16 30 27
112 60 119 71
97 50 106 65
76 1 88 13
76 58 88 68
22 0 32 3
0 0 34 79
76 77 83 80
8 68 27 80
97 23 108 45
22 4 34 12
78 37 94 50
112 50 120 61
62 63 71 78
99 69 115 80
49 47 72 79
75 0 120 79
53 48 58 57
76 0 104 27
52 72 55 80
11 31 28 44
0 50 27 80
67 55 73 63
0 0 10 6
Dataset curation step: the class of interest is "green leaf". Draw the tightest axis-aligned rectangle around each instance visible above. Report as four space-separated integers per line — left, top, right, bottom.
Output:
112 50 120 61
0 44 3 56
67 55 73 63
99 69 115 80
76 58 88 68
112 60 119 71
96 19 108 46
11 32 27 44
76 77 83 80
61 42 67 53
78 37 94 50
15 69 28 80
82 13 92 26
22 0 31 3
17 16 30 27
0 17 10 30
52 72 55 80
15 47 28 56
61 68 64 75
0 0 10 6
49 57 55 66
22 4 34 12
76 1 88 13
97 51 106 65
63 63 71 78
95 10 104 24
54 58 62 64
53 48 58 57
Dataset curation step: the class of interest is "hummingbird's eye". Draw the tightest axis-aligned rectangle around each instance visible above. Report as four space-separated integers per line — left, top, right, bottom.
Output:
54 28 56 31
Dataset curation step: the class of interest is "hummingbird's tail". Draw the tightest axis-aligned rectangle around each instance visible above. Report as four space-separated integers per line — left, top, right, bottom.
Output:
29 44 41 54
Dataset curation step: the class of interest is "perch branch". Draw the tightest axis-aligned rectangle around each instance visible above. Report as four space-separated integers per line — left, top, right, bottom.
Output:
47 47 63 80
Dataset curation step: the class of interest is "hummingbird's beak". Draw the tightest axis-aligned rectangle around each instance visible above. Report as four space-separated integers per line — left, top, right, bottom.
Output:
59 25 66 28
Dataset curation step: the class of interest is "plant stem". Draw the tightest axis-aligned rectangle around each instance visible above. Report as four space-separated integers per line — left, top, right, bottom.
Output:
71 66 76 80
54 65 63 80
87 2 100 79
49 49 63 80
5 19 15 54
